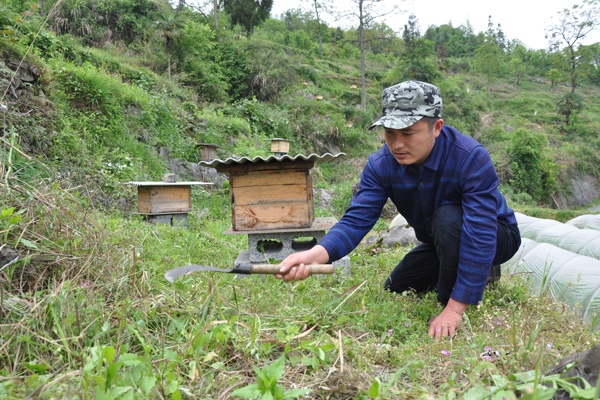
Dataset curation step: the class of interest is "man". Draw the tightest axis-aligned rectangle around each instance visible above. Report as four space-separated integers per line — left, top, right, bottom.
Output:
276 81 521 339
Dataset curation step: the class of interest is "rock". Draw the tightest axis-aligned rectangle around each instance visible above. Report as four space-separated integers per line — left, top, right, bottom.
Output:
325 142 341 155
313 188 333 209
351 182 360 197
381 199 398 219
500 123 514 133
364 225 419 249
0 60 5 69
8 58 25 71
127 105 142 117
116 197 128 211
167 158 227 187
559 174 600 208
138 130 150 143
390 214 408 228
19 71 34 82
0 244 19 268
381 226 419 248
158 146 171 158
545 343 600 400
163 173 177 183
29 65 41 79
304 93 314 100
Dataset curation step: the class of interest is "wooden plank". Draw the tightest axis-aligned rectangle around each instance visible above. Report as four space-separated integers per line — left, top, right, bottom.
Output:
138 187 151 213
216 160 313 174
224 217 338 235
233 184 307 206
149 186 191 213
232 171 307 188
233 203 312 230
306 172 314 223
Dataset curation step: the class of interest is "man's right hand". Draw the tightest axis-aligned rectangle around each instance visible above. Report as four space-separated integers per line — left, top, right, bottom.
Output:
276 245 330 282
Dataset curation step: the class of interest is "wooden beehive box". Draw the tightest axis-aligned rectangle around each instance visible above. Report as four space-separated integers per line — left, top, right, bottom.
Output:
216 160 314 231
127 181 213 214
137 185 192 213
270 139 290 154
196 143 220 161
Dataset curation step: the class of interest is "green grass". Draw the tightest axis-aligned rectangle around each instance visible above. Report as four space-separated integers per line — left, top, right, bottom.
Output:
0 178 598 399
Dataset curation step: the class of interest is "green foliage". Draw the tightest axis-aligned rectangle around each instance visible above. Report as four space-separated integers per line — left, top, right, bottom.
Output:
557 92 584 124
546 68 564 90
298 65 319 85
437 76 481 135
474 39 505 95
232 357 310 399
223 0 273 38
508 128 558 201
48 0 158 44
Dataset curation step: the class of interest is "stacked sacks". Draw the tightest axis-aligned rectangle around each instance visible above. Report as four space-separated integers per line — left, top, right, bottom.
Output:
514 213 600 261
567 214 600 231
503 238 600 328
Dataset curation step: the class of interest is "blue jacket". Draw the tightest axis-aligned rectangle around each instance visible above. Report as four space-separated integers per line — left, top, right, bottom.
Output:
318 125 517 305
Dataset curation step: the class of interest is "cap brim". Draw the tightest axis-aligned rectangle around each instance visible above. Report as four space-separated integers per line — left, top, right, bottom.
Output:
368 115 424 131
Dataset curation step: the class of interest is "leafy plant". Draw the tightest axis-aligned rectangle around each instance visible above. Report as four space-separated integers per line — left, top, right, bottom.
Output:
557 92 584 125
231 356 310 399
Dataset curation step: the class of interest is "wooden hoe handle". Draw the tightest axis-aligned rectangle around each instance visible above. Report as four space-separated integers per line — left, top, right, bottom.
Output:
250 264 335 275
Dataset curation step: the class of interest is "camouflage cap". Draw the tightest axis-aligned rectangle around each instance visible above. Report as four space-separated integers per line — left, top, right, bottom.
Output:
368 81 443 130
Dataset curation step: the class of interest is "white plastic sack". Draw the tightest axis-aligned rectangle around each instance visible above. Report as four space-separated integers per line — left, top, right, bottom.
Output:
536 224 579 246
502 238 540 274
512 242 600 327
566 214 597 229
586 215 600 231
520 219 562 241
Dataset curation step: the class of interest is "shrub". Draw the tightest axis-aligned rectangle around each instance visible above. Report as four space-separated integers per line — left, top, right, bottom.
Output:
508 128 558 202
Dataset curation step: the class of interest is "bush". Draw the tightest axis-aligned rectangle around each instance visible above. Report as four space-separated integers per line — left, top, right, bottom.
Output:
508 128 558 202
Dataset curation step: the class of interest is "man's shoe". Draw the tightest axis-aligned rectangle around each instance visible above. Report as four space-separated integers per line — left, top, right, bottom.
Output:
486 264 501 287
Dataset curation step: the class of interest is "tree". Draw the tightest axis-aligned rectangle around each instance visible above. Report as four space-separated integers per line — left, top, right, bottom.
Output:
154 11 184 78
474 36 504 96
510 44 528 86
213 0 219 28
547 0 600 93
337 0 401 111
303 0 331 58
546 68 564 92
557 92 583 124
222 0 273 39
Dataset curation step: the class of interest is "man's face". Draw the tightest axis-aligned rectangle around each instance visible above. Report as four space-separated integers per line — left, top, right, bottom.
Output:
382 119 443 166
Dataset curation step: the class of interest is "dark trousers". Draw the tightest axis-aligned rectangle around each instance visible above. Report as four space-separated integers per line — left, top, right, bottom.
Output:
383 204 521 305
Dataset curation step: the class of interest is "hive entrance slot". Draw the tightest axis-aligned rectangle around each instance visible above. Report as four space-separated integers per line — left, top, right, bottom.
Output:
292 237 318 251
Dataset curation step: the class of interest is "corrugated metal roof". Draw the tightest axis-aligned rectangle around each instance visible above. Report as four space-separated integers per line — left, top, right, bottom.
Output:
198 152 345 168
125 182 214 186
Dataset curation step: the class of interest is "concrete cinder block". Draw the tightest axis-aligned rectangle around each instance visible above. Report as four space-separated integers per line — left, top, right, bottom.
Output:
241 229 352 277
247 231 326 263
149 214 172 225
172 214 189 228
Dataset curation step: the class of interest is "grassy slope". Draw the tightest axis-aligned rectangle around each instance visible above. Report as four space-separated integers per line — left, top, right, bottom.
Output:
1 28 600 400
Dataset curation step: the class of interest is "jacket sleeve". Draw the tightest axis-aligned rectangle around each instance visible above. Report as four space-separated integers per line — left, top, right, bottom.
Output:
318 158 389 262
451 145 499 305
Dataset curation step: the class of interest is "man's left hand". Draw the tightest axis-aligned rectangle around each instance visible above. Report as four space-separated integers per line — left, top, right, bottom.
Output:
428 298 469 339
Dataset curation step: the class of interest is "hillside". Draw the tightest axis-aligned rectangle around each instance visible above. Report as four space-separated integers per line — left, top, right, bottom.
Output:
1 0 600 398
